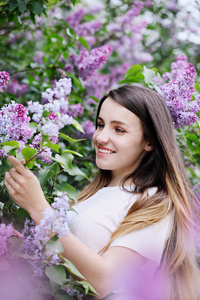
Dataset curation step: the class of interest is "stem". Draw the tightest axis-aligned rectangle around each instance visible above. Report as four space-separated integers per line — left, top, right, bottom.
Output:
0 23 26 37
50 167 63 198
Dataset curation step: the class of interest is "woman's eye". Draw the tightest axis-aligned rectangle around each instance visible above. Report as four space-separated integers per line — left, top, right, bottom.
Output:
115 128 125 133
97 123 104 129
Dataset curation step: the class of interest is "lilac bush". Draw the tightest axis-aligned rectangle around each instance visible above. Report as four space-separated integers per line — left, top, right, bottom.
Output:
159 55 200 128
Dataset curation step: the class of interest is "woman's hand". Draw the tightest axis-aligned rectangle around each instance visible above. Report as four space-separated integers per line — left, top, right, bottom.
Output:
4 156 51 224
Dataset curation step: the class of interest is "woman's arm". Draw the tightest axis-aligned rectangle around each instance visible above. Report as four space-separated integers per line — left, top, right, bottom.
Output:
4 156 146 298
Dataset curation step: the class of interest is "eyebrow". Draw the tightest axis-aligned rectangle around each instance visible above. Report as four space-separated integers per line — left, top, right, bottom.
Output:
97 116 128 127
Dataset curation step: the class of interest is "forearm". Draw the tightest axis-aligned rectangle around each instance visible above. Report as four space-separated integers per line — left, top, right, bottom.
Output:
60 233 115 298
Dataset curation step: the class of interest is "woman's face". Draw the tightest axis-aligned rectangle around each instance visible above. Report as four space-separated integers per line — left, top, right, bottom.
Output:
93 97 152 185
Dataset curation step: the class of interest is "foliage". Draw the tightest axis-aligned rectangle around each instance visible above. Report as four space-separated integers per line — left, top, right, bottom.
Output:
0 0 200 299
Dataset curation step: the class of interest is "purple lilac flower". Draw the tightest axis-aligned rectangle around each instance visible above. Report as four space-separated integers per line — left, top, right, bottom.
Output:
23 193 70 276
77 120 95 140
106 3 150 65
68 103 84 118
120 2 144 25
34 51 45 64
28 78 73 150
0 223 14 256
65 8 84 32
84 72 110 100
0 71 10 87
70 45 112 80
4 79 28 97
0 102 34 147
159 55 200 128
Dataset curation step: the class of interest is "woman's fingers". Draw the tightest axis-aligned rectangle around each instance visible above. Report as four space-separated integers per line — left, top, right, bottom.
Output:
8 156 27 176
4 176 16 196
8 168 24 184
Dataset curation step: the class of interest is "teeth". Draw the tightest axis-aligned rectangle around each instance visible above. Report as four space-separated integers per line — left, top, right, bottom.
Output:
99 148 113 154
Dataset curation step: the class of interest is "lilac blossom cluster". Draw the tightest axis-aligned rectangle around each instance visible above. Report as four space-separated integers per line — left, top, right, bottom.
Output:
66 45 112 81
65 8 103 48
3 79 28 97
23 192 70 276
159 55 200 128
28 78 73 163
106 2 152 65
0 71 10 87
0 102 34 153
0 223 13 256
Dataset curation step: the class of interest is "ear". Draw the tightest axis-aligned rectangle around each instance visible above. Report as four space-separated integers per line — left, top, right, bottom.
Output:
144 142 154 152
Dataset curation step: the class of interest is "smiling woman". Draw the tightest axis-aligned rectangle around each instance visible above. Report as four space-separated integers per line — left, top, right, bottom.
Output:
4 85 200 300
93 97 153 186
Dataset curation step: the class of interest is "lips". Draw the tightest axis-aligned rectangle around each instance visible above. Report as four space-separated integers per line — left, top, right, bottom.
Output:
97 146 115 155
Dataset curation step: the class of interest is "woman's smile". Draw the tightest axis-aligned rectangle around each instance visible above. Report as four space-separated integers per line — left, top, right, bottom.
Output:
93 97 152 185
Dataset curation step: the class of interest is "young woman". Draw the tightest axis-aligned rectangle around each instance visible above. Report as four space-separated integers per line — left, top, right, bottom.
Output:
4 85 200 300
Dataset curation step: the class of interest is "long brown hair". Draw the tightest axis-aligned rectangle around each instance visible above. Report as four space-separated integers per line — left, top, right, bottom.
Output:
79 85 200 299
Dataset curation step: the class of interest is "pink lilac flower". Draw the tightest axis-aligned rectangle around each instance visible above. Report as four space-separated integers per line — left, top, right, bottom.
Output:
70 45 112 80
0 71 10 87
28 78 73 137
0 102 34 146
0 223 14 256
159 55 200 128
4 79 28 97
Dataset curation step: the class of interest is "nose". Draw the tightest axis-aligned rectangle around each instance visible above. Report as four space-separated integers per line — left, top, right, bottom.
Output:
95 127 109 145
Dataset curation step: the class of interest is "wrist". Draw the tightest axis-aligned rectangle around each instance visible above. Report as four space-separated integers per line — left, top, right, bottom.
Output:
29 201 52 225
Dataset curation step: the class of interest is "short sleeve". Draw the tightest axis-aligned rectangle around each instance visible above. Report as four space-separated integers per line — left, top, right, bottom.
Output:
109 213 173 266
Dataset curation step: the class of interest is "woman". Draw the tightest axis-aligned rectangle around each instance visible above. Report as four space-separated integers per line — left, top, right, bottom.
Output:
4 85 200 300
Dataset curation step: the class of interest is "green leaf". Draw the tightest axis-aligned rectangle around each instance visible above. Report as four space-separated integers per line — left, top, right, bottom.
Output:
2 141 19 147
78 36 89 50
45 265 67 286
59 132 84 143
46 240 64 254
64 165 87 178
18 1 27 13
9 0 18 12
142 66 156 84
52 153 73 169
49 33 63 41
61 257 85 279
72 119 85 133
3 145 18 156
21 147 37 168
14 208 30 222
195 81 200 93
37 165 55 188
54 183 78 204
70 0 77 5
31 1 44 16
43 140 60 153
76 281 98 295
62 149 83 157
66 27 76 38
125 64 143 78
28 122 38 133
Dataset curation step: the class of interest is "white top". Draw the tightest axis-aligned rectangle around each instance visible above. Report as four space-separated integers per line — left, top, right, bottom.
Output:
68 186 173 266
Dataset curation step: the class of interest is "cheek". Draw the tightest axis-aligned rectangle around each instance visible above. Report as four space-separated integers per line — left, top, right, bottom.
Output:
92 130 97 145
